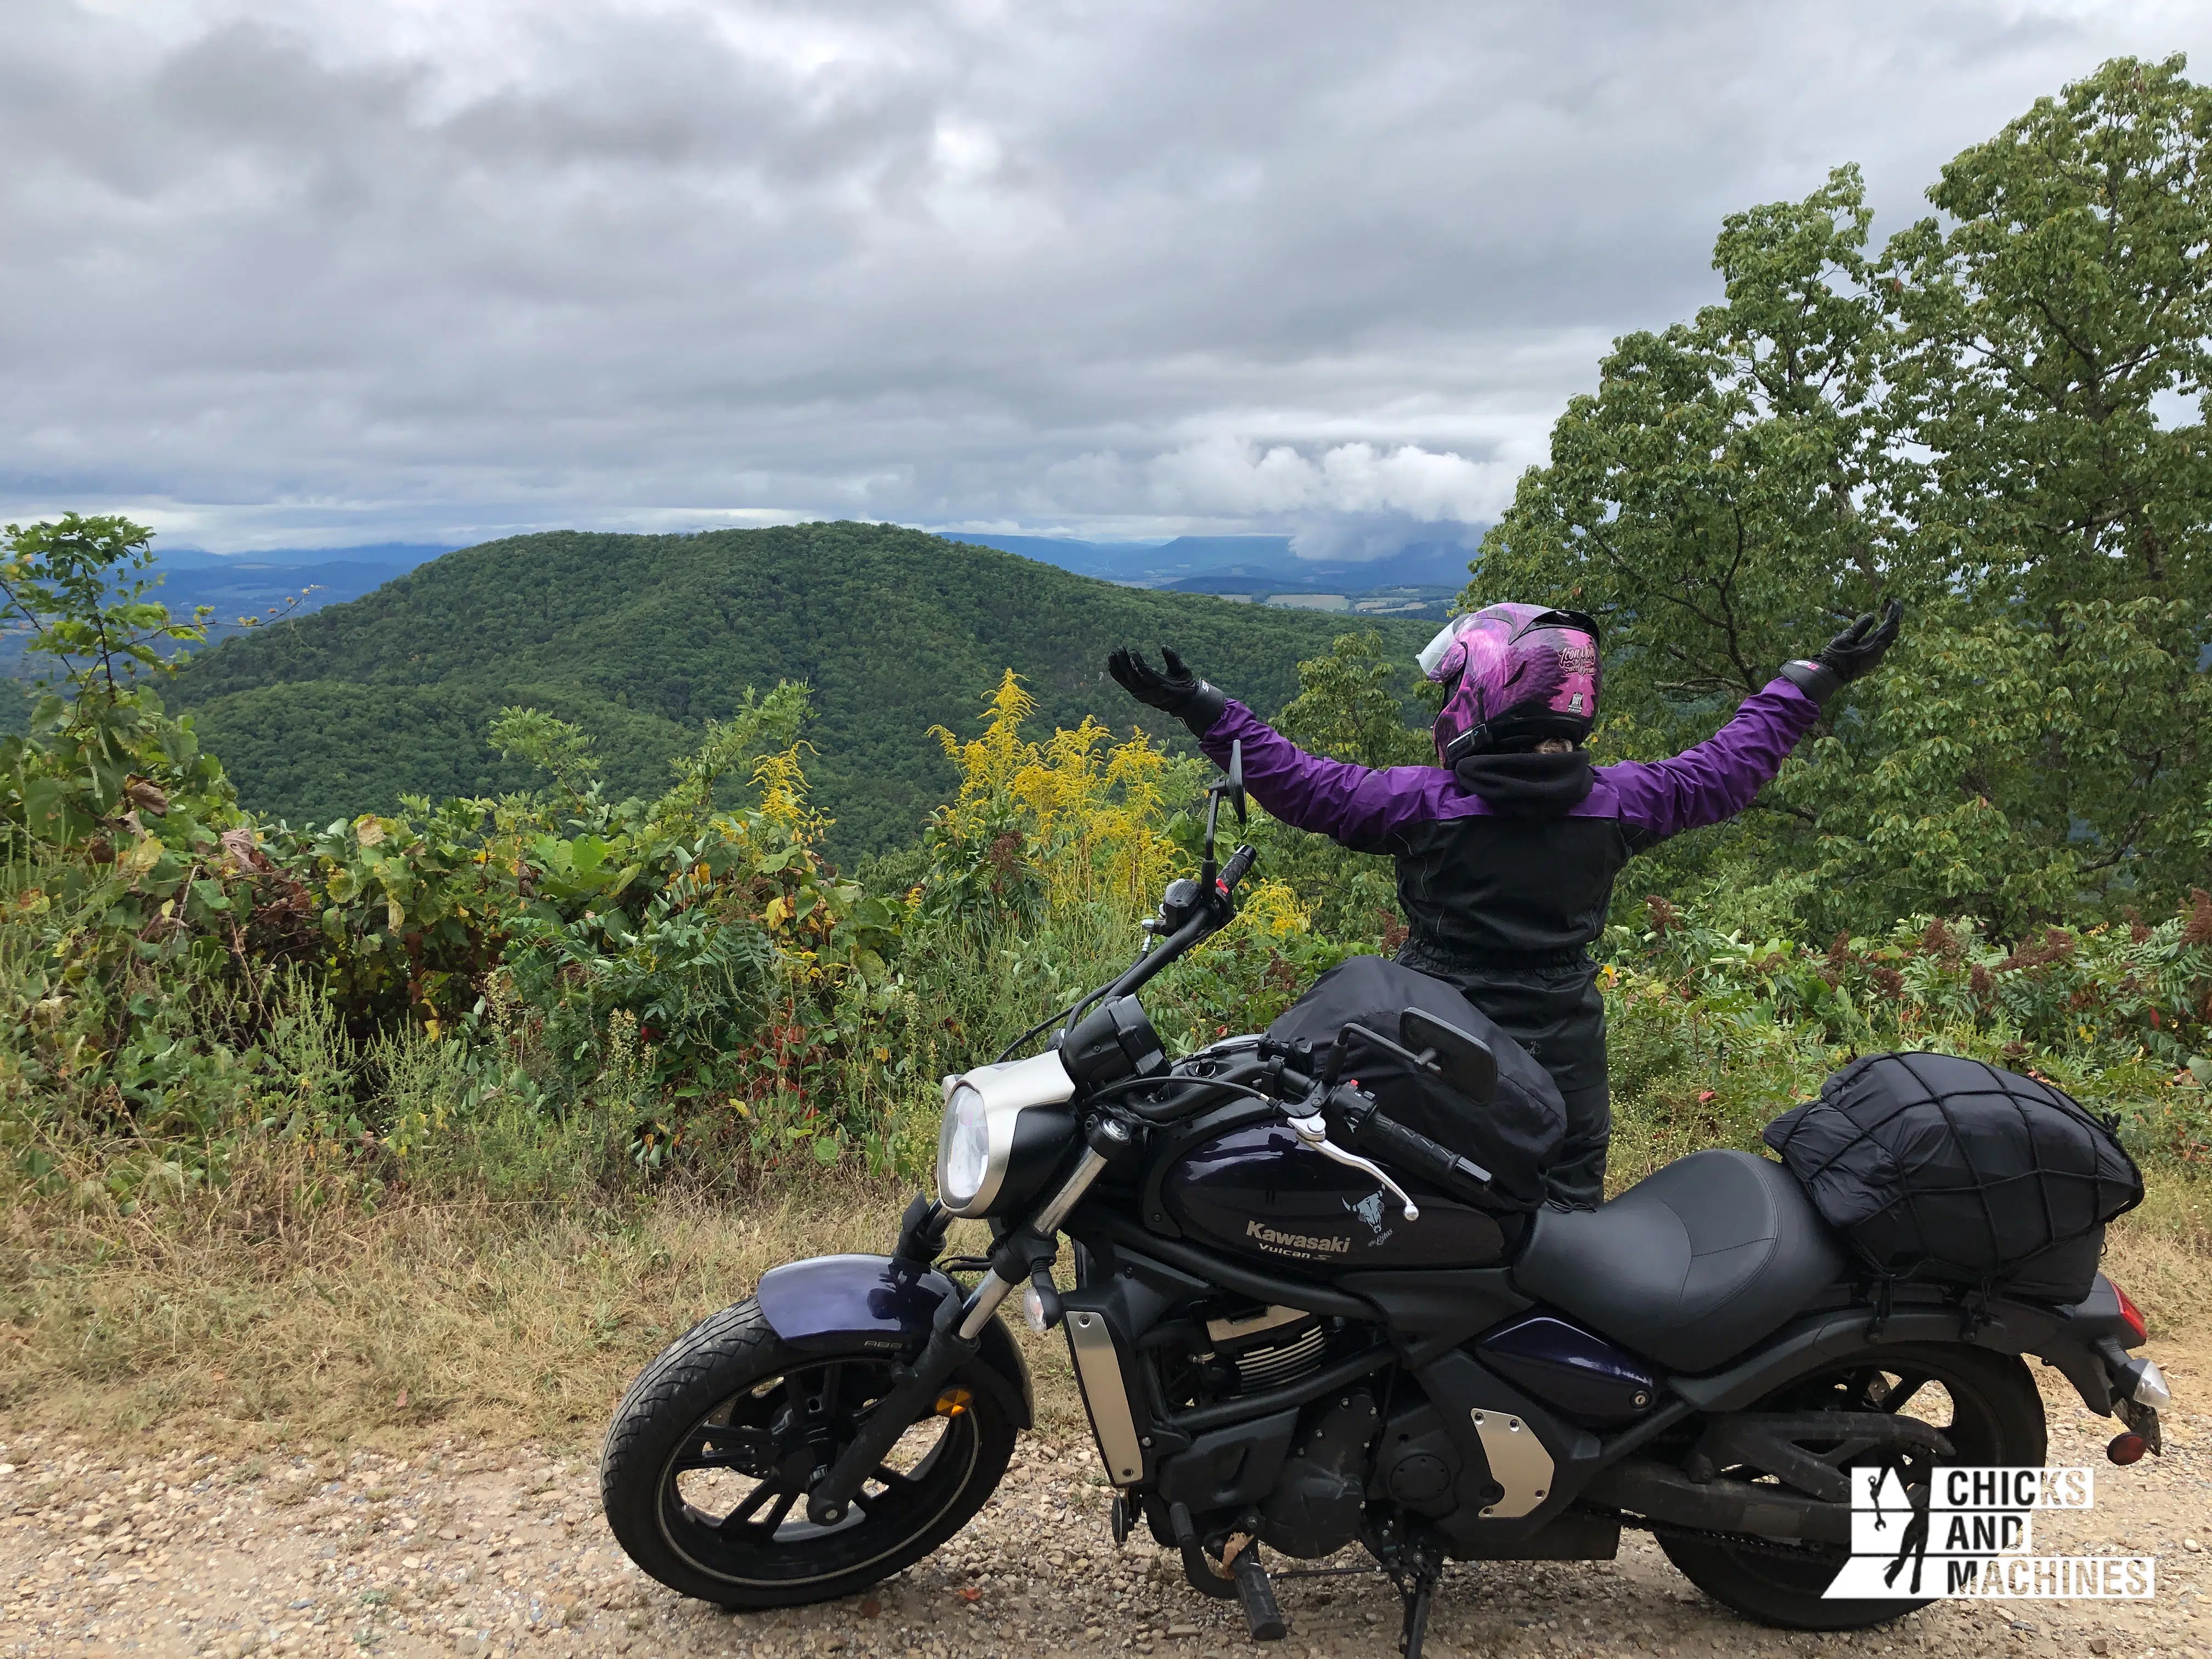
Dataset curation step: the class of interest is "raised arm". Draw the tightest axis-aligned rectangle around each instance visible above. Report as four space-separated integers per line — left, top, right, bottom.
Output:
1105 646 1453 851
1199 699 1453 852
1602 602 1906 847
1600 678 1820 848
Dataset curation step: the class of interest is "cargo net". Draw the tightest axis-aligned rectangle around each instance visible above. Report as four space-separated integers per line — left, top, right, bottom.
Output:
1763 1051 2142 1308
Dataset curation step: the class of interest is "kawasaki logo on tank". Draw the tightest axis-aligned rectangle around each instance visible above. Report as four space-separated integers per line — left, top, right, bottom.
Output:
1245 1219 1352 1257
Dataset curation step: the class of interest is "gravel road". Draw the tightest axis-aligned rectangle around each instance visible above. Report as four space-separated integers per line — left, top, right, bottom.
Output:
2 1341 2204 1659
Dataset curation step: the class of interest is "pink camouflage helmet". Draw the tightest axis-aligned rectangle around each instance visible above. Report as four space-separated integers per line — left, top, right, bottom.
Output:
1418 603 1602 765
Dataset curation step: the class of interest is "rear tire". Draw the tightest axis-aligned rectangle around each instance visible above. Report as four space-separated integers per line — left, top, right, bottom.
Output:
600 1299 1017 1608
1659 1341 2046 1631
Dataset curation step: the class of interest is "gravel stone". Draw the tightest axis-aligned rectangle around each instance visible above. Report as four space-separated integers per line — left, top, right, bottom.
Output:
0 1344 2203 1657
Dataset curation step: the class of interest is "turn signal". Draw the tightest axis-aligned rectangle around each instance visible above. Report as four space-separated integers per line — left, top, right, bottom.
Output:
2107 1432 2147 1465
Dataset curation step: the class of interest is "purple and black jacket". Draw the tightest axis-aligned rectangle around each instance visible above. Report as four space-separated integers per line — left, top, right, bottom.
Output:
1195 676 1821 1202
1198 676 1818 961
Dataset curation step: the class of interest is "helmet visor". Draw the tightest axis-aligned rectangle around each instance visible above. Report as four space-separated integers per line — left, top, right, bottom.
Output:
1416 616 1471 680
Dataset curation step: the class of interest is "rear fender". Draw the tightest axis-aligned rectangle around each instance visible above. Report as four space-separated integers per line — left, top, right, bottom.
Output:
754 1252 1034 1428
2023 1274 2140 1418
1666 1276 2136 1419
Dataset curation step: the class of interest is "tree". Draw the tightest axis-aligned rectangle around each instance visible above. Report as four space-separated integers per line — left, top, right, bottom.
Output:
1 514 208 708
0 515 233 847
1875 54 2212 922
1273 630 1435 769
1473 57 2212 938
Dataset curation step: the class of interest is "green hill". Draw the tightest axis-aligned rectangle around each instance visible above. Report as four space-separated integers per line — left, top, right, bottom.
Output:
172 522 1437 855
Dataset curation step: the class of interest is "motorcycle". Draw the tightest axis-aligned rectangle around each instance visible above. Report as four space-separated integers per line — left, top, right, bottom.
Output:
600 748 2170 1657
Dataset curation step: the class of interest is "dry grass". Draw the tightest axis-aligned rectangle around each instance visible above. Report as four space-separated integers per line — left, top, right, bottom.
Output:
2099 1167 2212 1334
0 1171 1083 1455
2 1164 2203 1457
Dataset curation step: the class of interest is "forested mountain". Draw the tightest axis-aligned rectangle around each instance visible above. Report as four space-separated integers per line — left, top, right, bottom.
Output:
171 521 1432 853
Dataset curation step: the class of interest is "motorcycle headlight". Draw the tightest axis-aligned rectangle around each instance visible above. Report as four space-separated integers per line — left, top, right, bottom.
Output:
938 1084 991 1212
934 1050 1078 1218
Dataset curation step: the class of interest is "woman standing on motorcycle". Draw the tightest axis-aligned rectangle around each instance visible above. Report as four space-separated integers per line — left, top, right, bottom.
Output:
1107 599 1903 1209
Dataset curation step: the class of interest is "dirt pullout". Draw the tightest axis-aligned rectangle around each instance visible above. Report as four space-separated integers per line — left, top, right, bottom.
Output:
1 1340 2204 1659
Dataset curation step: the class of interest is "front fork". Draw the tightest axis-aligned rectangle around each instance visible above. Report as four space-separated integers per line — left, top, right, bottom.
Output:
803 1135 1121 1525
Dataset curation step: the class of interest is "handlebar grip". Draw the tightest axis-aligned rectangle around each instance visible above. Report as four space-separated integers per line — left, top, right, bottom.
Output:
1219 844 1257 892
1347 1105 1495 1201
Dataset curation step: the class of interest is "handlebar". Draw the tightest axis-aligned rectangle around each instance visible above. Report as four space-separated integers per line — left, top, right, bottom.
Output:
1331 1093 1497 1203
1218 843 1257 893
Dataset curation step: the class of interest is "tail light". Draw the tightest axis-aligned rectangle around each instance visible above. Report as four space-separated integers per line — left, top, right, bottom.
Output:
2112 1280 2149 1345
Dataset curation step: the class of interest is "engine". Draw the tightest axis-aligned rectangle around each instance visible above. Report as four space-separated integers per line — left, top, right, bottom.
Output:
1257 1389 1380 1558
1206 1304 1329 1396
1142 1302 1381 1562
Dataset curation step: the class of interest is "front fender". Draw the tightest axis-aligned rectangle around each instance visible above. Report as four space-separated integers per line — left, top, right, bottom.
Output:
754 1253 1034 1427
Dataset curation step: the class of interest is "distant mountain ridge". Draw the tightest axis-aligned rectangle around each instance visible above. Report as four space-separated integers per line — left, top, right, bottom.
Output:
939 532 1476 597
171 522 1435 854
151 548 448 637
1 544 453 687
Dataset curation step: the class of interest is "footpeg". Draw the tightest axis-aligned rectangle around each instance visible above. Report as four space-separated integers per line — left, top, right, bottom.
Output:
1229 1545 1287 1641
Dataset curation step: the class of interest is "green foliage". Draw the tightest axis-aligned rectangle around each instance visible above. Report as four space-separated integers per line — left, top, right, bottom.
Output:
500 890 775 1095
489 707 602 802
1476 55 2212 940
8 57 2212 1223
0 511 914 1187
169 522 1431 856
1 514 210 701
1602 892 2212 1177
1274 631 1436 770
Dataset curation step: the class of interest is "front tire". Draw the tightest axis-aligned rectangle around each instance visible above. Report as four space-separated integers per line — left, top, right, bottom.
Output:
601 1299 1017 1608
1660 1342 2046 1632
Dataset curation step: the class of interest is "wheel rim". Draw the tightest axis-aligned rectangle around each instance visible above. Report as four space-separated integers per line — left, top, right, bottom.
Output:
1694 1350 2018 1601
654 1358 985 1589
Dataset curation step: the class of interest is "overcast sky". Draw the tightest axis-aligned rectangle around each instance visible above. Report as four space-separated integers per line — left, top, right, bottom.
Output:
3 1 2207 556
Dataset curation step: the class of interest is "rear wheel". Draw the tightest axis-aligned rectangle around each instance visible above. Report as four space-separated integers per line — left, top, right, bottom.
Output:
1660 1342 2045 1631
600 1300 1017 1607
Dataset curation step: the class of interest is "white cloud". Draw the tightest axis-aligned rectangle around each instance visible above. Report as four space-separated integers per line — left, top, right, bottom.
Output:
2 1 2208 550
1143 437 1515 522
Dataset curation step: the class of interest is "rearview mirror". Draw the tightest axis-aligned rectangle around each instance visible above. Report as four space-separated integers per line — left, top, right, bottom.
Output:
1201 742 1248 871
1399 1008 1498 1105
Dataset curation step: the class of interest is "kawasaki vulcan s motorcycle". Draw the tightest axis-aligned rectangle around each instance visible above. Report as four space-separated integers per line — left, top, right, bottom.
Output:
600 751 2170 1656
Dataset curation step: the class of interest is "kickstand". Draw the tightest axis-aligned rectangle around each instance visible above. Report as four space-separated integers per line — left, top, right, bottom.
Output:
1397 1561 1440 1659
1365 1517 1448 1659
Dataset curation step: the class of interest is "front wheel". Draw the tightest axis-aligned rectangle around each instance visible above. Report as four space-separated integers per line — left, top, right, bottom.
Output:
600 1299 1017 1607
1660 1341 2046 1632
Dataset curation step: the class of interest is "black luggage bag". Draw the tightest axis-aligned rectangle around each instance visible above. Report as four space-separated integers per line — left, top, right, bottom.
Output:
1764 1051 2143 1304
1266 955 1566 1209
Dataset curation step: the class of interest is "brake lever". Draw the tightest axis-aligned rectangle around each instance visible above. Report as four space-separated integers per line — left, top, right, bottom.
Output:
1283 1110 1419 1222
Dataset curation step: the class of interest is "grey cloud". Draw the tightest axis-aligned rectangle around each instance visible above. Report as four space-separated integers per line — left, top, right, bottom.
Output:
2 0 2208 551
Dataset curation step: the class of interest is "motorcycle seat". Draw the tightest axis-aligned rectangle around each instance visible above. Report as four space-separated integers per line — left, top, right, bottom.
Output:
1512 1150 1847 1373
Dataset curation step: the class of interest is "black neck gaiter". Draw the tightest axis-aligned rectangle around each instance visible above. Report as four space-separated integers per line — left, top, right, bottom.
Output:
1452 750 1595 817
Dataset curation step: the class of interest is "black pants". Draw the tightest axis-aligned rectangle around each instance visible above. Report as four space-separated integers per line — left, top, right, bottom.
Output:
1398 947 1610 1209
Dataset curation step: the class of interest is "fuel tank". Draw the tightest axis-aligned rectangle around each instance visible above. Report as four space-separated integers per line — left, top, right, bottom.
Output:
1162 1122 1508 1272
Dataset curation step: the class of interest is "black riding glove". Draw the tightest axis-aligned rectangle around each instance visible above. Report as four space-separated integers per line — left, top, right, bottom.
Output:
1106 647 1228 738
1779 599 1904 709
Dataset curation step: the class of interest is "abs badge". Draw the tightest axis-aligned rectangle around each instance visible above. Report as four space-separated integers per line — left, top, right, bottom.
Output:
1825 1467 2154 1601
